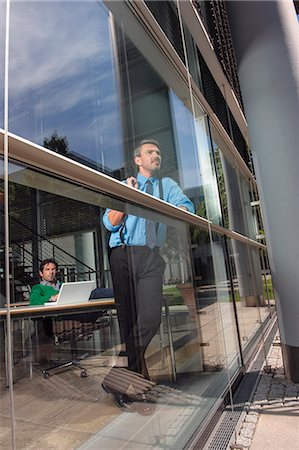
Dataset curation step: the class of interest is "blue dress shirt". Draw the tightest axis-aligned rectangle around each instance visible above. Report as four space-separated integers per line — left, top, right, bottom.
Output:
102 173 195 248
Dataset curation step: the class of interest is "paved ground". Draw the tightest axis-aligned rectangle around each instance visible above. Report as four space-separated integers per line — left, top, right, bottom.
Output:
234 333 299 449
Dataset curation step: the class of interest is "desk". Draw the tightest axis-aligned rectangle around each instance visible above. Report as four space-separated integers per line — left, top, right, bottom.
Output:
1 299 115 383
1 297 176 383
0 298 115 319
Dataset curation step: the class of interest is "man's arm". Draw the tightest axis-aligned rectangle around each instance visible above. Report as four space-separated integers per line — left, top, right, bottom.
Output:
29 284 59 305
165 179 195 213
107 210 126 227
103 177 138 229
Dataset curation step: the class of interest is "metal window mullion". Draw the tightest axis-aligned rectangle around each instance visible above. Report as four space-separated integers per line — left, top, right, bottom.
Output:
3 0 16 448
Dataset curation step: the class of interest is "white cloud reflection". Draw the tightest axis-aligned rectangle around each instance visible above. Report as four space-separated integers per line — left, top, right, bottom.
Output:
9 2 110 93
8 1 124 170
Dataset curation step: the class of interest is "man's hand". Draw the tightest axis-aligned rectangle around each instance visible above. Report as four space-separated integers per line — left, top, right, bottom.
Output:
50 294 59 302
126 177 138 188
107 177 138 226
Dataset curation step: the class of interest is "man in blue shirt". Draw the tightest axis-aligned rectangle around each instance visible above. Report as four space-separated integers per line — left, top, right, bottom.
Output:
102 139 194 412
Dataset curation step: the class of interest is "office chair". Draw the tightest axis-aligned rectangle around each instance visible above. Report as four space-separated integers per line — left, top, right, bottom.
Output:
41 287 114 378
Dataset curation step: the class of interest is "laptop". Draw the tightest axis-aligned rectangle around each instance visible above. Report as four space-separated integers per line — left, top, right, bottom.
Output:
44 280 96 306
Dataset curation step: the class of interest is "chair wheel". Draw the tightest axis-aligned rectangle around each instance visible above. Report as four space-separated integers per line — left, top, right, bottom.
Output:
43 372 50 379
81 370 88 378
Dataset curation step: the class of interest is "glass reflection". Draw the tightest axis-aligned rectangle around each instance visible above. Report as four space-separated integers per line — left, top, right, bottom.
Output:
145 1 185 63
0 153 13 447
211 135 262 241
193 115 222 225
221 156 245 235
0 166 4 308
191 228 241 377
250 182 266 243
260 249 275 308
9 0 211 217
239 174 257 240
9 1 124 176
169 92 205 214
213 143 229 228
0 1 5 129
0 156 254 448
228 239 271 358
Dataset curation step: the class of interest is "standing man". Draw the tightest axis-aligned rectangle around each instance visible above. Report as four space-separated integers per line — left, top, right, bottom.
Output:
102 140 194 404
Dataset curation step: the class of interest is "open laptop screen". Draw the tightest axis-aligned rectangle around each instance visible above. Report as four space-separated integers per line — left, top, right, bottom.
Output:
44 280 96 306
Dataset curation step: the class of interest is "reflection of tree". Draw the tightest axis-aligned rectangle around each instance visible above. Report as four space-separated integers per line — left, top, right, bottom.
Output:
190 199 209 245
43 131 69 156
191 224 208 245
189 144 229 245
160 226 191 282
213 147 229 228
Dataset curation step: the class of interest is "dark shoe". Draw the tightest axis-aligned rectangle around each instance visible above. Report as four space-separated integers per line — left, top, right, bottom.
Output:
102 382 136 413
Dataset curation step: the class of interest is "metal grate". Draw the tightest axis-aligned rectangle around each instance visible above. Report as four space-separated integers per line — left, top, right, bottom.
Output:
201 318 278 450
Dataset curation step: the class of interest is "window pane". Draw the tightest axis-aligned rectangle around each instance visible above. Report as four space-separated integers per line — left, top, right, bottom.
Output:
239 174 258 240
9 1 204 217
228 239 271 360
169 92 206 216
145 1 185 63
0 156 252 448
260 248 275 309
0 155 13 448
0 1 5 129
212 139 257 237
9 1 124 176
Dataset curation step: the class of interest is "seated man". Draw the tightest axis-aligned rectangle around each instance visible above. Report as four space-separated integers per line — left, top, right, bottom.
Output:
30 258 113 305
29 258 113 330
30 258 60 305
29 258 62 343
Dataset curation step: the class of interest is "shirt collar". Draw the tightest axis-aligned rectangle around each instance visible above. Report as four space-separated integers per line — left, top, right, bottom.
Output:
137 173 158 189
40 280 60 290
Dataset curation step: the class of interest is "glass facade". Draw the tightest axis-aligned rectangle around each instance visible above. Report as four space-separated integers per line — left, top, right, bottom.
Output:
0 1 275 448
0 1 5 129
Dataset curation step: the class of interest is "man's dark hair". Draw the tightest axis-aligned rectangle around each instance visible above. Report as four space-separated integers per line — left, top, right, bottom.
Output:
134 139 160 158
39 258 58 273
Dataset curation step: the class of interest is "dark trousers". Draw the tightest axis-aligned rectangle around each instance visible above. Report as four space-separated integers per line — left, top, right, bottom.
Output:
109 246 165 379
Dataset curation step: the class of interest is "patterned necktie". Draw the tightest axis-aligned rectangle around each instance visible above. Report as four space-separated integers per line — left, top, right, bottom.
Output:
145 180 156 249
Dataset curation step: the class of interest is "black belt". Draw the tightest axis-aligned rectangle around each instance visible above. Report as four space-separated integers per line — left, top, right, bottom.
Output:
111 245 159 252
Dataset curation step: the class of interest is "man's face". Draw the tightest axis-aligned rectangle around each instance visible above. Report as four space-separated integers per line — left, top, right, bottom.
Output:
135 144 162 174
40 263 57 283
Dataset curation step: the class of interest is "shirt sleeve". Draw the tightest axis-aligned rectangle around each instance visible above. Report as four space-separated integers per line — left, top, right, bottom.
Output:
102 179 128 232
164 178 195 213
102 209 123 232
29 285 58 305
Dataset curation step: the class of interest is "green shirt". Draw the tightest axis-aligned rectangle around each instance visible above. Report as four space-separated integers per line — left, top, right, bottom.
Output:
29 284 59 305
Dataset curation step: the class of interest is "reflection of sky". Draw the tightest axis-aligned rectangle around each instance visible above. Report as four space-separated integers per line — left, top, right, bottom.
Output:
0 159 25 177
170 92 202 190
170 91 222 224
8 1 124 172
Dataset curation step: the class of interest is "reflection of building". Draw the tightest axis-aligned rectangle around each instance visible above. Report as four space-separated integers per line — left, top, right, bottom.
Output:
1 0 296 448
68 150 125 180
185 186 205 213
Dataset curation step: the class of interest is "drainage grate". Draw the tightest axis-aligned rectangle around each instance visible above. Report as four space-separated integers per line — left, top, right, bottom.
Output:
197 317 278 450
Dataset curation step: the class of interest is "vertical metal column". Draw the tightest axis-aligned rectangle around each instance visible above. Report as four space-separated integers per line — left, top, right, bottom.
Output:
227 1 299 381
